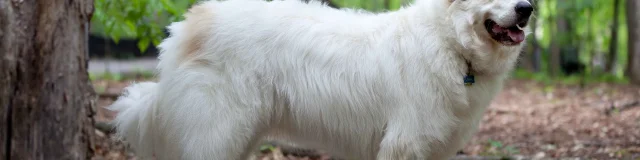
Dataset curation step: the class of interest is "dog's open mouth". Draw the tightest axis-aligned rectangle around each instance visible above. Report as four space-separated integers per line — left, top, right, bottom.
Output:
484 19 526 45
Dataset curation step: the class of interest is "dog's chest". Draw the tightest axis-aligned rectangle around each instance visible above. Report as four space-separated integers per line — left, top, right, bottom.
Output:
458 77 501 119
459 78 502 131
425 78 503 158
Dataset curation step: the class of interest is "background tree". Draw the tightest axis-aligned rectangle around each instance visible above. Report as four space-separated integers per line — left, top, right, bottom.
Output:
605 0 621 73
0 0 96 159
627 0 640 84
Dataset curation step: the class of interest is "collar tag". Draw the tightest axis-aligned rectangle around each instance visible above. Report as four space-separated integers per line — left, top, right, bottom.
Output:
464 74 475 86
464 60 475 86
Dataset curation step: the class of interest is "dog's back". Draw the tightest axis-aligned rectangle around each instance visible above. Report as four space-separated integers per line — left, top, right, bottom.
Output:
156 0 395 74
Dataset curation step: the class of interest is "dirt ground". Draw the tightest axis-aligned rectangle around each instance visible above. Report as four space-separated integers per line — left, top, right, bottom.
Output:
90 78 640 160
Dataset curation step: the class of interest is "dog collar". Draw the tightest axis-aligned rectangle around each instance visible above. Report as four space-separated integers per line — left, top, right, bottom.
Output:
464 61 475 86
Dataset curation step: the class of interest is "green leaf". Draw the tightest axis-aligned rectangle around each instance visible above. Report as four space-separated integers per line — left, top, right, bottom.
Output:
489 140 503 149
138 37 150 53
504 146 519 155
160 0 179 15
110 33 120 44
388 0 402 10
259 144 276 152
152 38 162 46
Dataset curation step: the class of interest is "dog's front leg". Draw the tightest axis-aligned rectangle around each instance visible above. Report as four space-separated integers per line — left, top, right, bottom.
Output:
376 107 455 160
376 129 429 160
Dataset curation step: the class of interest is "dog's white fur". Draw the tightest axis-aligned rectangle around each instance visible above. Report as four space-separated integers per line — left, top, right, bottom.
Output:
109 0 531 159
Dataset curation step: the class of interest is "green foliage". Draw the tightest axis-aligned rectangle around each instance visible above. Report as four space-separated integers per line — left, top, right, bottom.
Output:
89 70 156 82
134 69 156 79
89 72 124 81
259 144 277 153
480 139 520 158
332 0 410 11
92 0 197 52
535 0 628 79
93 84 107 94
512 68 628 86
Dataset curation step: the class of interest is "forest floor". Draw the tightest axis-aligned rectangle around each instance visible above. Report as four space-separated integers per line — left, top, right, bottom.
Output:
89 76 640 160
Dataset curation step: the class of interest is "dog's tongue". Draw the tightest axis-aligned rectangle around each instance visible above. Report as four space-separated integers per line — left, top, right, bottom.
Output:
492 24 505 33
507 30 525 43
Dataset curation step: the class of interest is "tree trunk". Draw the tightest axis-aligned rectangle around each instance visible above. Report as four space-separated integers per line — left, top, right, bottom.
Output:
606 0 621 73
628 0 640 84
0 0 95 159
523 0 542 72
530 0 541 72
549 18 567 76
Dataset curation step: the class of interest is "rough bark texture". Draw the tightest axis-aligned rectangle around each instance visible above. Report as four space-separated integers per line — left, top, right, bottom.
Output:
0 0 95 159
628 0 640 85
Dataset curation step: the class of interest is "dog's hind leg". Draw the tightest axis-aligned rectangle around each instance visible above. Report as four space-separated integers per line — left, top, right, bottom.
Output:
174 115 266 160
155 70 271 160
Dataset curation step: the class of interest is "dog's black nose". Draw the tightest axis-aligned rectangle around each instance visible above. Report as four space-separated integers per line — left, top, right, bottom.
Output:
515 1 533 22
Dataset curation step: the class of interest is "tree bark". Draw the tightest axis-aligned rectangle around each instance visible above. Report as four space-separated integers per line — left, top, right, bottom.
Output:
628 0 640 85
606 0 620 73
0 0 95 159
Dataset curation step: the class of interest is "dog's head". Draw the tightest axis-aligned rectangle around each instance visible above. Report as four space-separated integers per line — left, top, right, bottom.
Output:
446 0 534 48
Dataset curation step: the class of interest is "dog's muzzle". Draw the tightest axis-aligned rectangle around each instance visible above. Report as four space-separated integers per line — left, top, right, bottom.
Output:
484 1 533 46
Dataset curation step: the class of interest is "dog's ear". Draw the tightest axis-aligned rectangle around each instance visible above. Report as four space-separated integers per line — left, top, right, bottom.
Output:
447 0 484 49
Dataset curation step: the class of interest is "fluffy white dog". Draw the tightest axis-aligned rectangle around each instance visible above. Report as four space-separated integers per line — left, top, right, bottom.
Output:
108 0 533 159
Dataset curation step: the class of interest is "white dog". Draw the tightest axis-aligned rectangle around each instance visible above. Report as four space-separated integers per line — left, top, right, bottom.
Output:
108 0 533 159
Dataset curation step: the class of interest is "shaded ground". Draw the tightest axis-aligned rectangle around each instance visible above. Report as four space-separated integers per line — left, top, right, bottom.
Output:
90 78 640 160
463 80 640 159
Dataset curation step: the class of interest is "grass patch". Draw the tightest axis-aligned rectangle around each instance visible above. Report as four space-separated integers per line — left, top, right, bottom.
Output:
478 139 520 159
90 70 155 82
90 72 124 81
511 69 629 85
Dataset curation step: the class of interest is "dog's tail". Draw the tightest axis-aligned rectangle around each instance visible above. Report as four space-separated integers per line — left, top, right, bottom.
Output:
108 82 158 158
